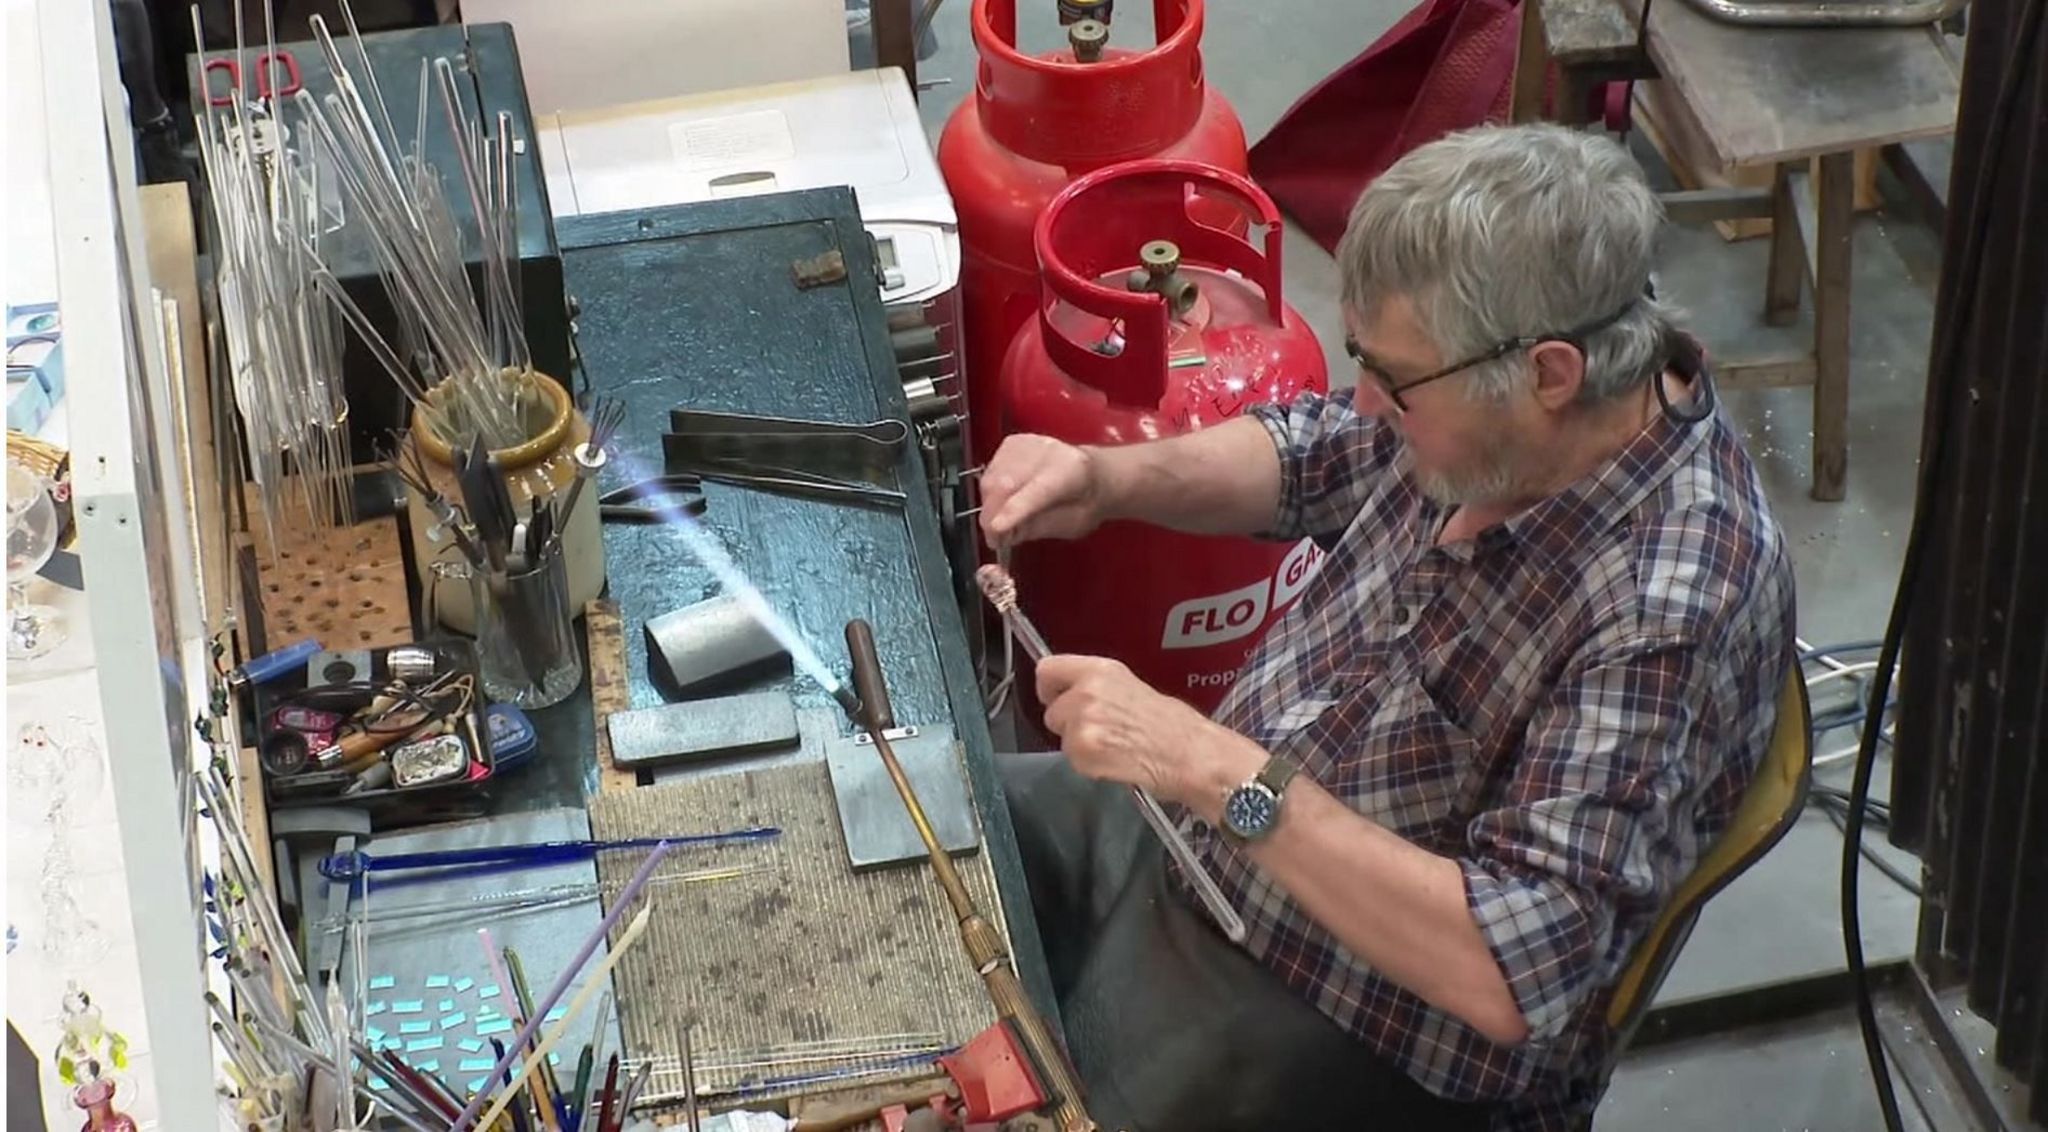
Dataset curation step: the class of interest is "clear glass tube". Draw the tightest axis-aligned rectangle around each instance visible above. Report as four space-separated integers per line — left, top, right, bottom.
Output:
986 573 1248 944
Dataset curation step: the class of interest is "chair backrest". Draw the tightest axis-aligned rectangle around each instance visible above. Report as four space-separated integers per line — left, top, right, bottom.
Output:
1602 662 1813 1050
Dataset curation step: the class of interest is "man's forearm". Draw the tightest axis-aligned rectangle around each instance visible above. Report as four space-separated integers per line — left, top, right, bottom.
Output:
1182 731 1533 1047
1088 416 1282 537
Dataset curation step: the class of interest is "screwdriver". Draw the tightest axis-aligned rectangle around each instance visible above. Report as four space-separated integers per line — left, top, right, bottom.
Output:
975 565 1249 945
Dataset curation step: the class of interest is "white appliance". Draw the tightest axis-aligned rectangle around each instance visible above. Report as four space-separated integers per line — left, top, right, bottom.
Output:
536 67 960 321
460 0 851 117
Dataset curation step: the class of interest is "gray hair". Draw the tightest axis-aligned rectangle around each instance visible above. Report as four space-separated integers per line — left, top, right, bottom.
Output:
1337 123 1676 405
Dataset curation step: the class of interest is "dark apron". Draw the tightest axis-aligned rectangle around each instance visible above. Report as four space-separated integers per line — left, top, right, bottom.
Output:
999 752 1499 1132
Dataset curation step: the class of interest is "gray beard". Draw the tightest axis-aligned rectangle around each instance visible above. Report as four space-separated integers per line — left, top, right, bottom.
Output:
1399 435 1527 508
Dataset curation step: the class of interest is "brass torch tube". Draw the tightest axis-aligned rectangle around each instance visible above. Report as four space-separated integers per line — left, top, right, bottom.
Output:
842 621 1095 1132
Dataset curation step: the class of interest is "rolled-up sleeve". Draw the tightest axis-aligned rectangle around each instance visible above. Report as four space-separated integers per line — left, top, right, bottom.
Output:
1247 388 1398 540
1459 642 1717 1044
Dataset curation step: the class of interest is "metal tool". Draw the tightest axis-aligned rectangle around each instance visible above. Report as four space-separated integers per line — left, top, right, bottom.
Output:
391 434 486 567
664 409 908 475
606 691 801 769
975 564 1249 945
1676 0 1964 25
643 595 793 698
682 461 907 508
825 722 978 870
662 409 911 508
681 1021 701 1132
554 395 626 536
839 620 1095 1132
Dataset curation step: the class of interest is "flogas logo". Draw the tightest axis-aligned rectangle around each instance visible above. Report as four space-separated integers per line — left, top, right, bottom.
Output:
1160 540 1324 650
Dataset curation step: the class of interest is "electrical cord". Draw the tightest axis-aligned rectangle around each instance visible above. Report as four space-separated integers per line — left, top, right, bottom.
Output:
1799 638 1884 661
1802 648 1895 768
1809 787 1921 897
1839 0 2045 1124
1795 651 1914 892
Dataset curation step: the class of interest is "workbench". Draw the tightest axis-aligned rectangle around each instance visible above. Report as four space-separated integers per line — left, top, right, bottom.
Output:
1513 0 1960 500
341 184 1057 1117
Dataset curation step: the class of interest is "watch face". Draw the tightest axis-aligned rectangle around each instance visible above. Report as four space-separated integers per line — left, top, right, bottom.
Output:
1225 784 1280 839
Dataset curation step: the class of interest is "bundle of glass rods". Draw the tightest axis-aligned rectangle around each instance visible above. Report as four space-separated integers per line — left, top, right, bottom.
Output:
288 6 533 456
192 2 354 551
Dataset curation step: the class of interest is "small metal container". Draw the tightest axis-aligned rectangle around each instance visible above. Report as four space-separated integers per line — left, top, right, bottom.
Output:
386 645 440 685
391 733 469 788
259 730 313 777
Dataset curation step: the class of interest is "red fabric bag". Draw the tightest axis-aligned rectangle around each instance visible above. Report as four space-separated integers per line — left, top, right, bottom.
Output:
1248 0 1524 253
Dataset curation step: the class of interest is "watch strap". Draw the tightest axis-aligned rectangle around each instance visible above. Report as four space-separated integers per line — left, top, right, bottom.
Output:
1255 754 1301 798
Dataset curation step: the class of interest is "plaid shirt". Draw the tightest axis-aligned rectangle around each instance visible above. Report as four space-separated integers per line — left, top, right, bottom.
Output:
1177 376 1793 1129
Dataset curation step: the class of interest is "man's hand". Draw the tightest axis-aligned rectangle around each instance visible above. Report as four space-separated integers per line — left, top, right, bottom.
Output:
979 435 1107 551
1036 655 1262 815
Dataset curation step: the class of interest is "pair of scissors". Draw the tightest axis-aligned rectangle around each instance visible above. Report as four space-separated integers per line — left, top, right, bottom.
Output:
202 51 304 108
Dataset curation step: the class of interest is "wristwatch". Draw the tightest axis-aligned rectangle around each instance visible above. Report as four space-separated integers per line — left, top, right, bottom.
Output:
1220 755 1301 843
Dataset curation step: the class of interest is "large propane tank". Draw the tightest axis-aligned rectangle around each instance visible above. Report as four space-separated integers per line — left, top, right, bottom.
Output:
939 0 1249 469
998 160 1329 715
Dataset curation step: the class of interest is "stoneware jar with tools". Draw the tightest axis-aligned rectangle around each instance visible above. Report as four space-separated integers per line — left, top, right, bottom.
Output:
403 368 610 636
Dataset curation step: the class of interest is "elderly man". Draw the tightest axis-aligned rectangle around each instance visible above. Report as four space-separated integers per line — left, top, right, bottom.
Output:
980 123 1794 1130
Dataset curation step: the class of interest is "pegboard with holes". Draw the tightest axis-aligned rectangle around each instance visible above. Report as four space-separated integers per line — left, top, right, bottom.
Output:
241 479 417 652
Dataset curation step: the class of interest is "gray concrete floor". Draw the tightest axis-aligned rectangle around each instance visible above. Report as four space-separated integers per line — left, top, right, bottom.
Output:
909 3 1951 1127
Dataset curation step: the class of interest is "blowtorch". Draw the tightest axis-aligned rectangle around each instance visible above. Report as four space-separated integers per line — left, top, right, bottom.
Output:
838 619 1096 1132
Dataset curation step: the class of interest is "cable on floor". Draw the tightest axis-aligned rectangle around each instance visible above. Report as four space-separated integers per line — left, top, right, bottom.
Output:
1808 787 1921 898
1794 649 1915 894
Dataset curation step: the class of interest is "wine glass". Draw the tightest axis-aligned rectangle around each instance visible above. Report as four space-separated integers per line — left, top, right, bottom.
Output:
6 460 66 661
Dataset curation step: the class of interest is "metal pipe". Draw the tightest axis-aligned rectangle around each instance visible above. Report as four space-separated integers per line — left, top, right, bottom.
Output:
1672 0 1963 27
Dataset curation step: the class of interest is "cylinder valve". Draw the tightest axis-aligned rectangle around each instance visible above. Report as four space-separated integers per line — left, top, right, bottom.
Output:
1127 240 1198 317
1068 18 1109 62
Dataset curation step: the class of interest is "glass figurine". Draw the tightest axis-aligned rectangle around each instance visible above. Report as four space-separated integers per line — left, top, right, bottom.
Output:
54 984 135 1131
12 723 108 967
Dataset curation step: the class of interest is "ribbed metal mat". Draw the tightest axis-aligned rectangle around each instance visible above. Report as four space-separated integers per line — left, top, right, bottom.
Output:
588 761 1005 1106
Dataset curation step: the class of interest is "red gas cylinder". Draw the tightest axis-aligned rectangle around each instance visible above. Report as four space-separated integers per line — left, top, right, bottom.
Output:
999 161 1329 714
939 0 1249 469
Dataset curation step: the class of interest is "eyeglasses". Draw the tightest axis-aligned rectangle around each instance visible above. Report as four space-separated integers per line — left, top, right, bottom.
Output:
1345 302 1637 413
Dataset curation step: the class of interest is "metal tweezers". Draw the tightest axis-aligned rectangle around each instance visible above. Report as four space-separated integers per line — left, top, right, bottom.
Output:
664 409 908 474
660 409 911 508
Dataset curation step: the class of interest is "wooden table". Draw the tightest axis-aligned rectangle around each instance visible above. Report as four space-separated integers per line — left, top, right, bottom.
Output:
1515 0 1960 500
